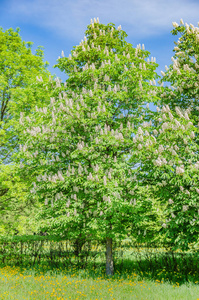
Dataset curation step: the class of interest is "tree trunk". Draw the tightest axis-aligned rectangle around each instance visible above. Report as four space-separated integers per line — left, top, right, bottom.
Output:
106 237 114 276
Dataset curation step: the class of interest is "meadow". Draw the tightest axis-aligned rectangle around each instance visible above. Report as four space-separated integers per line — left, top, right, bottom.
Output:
0 242 199 300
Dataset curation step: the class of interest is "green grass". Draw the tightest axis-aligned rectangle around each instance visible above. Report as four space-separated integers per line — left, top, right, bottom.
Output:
0 265 199 300
0 246 199 299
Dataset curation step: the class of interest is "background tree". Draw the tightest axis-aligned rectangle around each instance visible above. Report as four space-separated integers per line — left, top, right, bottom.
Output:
159 20 199 124
134 103 199 250
15 18 162 275
159 20 199 170
158 21 199 249
126 20 199 250
0 27 53 234
0 27 51 163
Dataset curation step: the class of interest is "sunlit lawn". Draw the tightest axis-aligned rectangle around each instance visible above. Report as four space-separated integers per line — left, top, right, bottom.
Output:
0 264 199 300
0 244 199 299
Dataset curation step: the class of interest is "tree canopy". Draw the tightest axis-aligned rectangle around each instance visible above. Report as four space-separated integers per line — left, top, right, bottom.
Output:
15 19 162 275
0 27 53 234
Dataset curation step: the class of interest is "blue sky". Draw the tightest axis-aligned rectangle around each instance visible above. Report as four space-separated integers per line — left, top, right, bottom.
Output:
1 0 199 82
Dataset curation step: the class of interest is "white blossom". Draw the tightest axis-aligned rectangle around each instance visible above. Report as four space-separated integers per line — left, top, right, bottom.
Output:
174 119 181 128
154 157 162 167
175 107 183 118
165 65 169 71
153 129 158 136
187 121 193 128
168 112 173 120
183 205 188 212
113 85 117 93
176 166 184 175
172 149 177 156
195 162 199 169
174 145 179 151
115 54 119 62
87 172 93 180
72 166 75 175
108 85 111 92
107 196 111 203
58 171 64 181
94 164 99 172
138 80 143 92
19 118 24 125
190 131 195 139
158 145 164 153
185 190 190 196
162 114 167 120
162 158 167 164
184 112 189 120
104 74 109 82
138 127 143 135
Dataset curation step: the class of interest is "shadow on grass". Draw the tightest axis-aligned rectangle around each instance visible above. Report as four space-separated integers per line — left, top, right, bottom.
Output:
1 250 198 285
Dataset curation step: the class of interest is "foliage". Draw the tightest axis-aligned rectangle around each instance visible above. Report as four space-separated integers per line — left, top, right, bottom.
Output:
0 27 53 234
14 19 164 275
134 102 199 250
159 20 199 126
143 20 199 250
0 27 51 163
15 19 161 244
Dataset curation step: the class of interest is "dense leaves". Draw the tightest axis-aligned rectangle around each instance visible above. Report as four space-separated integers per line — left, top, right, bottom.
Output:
14 20 164 275
0 27 52 234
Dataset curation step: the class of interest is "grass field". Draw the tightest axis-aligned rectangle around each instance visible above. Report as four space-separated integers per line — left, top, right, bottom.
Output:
0 264 199 300
0 245 199 299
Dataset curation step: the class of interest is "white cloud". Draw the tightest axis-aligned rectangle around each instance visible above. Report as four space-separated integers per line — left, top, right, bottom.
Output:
7 0 199 41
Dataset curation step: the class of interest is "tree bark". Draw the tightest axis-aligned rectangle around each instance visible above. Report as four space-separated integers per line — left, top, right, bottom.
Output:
106 237 114 276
